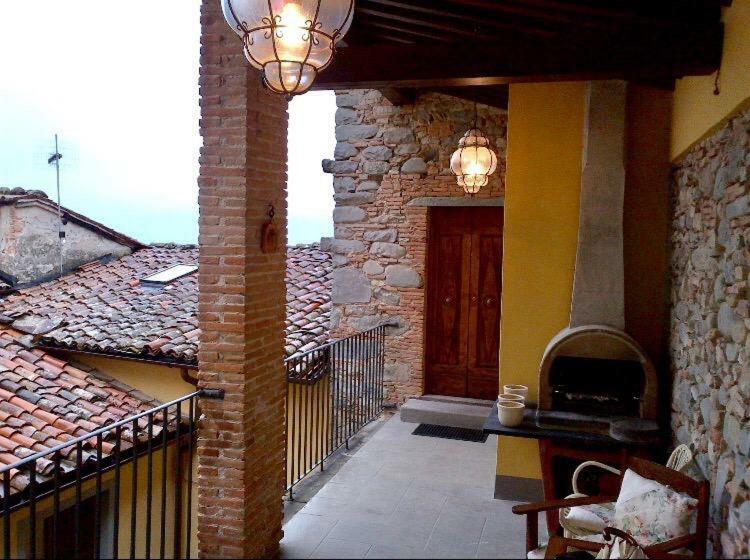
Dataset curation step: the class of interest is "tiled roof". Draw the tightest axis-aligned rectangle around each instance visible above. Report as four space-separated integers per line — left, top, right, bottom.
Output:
0 244 332 364
285 245 333 357
0 327 165 497
0 187 145 250
0 245 200 364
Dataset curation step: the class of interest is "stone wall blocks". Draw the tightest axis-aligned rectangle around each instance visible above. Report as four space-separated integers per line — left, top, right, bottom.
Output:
334 176 357 193
332 267 372 304
357 181 380 192
334 142 359 160
363 260 384 276
364 228 398 243
328 239 365 255
384 315 410 336
336 91 365 108
385 264 422 288
400 157 427 175
335 124 379 142
370 242 407 259
363 145 393 161
333 226 355 240
727 195 750 220
373 287 400 306
322 159 359 174
334 192 376 206
384 362 411 383
335 107 359 125
394 143 420 155
363 161 390 175
383 127 415 146
333 206 366 223
332 254 349 267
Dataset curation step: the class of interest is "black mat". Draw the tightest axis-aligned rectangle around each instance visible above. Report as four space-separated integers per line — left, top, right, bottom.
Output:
411 423 488 443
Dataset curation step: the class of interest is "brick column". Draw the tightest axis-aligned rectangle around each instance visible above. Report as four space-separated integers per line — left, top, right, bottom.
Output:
196 0 288 557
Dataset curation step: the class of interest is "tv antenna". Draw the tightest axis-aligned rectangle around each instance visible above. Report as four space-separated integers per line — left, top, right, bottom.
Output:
47 134 64 277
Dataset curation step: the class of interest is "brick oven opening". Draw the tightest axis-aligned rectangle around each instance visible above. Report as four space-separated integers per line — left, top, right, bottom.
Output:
538 325 658 426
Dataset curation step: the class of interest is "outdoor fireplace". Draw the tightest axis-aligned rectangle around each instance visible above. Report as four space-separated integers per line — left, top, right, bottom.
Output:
537 81 658 431
538 325 658 422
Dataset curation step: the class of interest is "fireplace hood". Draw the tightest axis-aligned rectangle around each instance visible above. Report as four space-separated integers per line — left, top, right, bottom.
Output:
538 81 658 423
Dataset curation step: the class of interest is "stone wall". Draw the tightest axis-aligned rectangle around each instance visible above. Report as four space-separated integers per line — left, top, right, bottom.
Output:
323 89 507 403
0 197 133 285
670 106 750 557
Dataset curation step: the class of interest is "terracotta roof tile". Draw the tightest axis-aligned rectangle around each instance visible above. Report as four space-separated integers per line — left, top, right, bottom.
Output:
0 243 332 363
0 327 164 497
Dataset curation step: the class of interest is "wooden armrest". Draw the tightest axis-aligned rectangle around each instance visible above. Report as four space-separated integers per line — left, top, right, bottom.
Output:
556 537 604 552
512 495 617 515
643 534 697 559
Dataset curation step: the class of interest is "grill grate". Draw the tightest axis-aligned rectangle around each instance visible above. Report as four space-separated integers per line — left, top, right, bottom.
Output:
411 423 488 443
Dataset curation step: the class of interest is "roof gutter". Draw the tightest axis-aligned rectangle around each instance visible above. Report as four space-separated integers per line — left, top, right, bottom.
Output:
35 344 198 371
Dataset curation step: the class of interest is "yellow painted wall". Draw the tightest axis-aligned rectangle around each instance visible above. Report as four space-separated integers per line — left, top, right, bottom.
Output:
671 0 750 159
496 82 587 479
60 352 196 403
1 448 197 559
287 377 332 488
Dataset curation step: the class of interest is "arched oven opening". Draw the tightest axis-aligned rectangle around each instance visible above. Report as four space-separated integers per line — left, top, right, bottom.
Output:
538 325 658 430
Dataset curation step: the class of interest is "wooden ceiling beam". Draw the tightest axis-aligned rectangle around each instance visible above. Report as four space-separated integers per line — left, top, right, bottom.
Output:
446 0 721 27
358 0 556 39
379 87 417 106
429 86 510 110
312 24 723 90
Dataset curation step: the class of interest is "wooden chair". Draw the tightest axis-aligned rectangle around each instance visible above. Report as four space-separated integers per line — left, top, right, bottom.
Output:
559 445 694 540
512 456 710 559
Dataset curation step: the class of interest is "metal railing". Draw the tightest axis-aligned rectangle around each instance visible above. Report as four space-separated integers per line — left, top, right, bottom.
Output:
285 325 386 496
0 389 221 560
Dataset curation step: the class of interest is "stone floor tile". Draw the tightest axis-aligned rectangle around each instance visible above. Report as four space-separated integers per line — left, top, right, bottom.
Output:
310 538 373 559
364 543 425 559
423 537 480 559
283 413 533 560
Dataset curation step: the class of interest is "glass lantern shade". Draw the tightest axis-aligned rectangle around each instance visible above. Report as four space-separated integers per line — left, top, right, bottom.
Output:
222 0 354 96
450 128 498 195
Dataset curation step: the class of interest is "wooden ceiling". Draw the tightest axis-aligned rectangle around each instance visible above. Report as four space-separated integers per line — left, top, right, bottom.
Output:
311 0 726 107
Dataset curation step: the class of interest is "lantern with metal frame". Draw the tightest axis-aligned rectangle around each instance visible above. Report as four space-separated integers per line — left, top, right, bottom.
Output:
221 0 355 97
450 105 498 196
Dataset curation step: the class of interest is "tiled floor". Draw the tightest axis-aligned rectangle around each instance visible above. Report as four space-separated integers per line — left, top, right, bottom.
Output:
281 413 538 559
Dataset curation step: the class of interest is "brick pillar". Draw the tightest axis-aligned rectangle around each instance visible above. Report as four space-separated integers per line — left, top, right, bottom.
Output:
196 0 288 557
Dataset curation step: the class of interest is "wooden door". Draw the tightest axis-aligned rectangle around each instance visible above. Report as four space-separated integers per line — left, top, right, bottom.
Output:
425 207 503 400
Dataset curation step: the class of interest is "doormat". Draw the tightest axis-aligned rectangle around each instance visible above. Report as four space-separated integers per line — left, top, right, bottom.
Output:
411 423 488 443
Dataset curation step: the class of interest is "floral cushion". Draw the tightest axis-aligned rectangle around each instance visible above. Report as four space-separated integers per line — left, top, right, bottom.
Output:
566 502 615 532
613 469 698 547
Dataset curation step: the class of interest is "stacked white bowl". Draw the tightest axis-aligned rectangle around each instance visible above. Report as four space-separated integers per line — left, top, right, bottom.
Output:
497 384 529 427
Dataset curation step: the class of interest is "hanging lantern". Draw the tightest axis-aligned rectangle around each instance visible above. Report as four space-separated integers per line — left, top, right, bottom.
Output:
450 127 498 196
221 0 355 97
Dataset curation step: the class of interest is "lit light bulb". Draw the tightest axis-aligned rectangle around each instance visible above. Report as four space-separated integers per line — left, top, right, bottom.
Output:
278 1 307 51
450 128 497 196
221 0 355 96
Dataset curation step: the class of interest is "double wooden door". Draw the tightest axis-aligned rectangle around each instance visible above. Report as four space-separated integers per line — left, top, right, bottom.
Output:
425 207 503 400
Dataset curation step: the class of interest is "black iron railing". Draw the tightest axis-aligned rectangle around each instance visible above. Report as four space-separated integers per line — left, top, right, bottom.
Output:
285 325 386 497
0 389 221 560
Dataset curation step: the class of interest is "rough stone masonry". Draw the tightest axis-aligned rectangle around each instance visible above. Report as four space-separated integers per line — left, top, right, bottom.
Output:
670 105 750 557
323 89 507 404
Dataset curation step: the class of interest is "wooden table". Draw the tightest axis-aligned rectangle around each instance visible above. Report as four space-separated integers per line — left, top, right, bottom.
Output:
483 403 660 533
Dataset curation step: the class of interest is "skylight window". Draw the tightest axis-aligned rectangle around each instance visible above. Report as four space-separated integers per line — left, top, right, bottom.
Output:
141 264 197 285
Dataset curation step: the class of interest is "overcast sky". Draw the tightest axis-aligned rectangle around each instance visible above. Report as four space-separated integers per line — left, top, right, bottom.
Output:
0 1 334 246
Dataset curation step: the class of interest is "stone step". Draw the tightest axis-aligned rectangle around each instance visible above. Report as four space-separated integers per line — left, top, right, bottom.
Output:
419 394 495 408
400 397 493 430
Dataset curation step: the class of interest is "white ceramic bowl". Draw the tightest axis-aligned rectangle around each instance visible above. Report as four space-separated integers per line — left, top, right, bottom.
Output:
498 392 524 404
503 384 529 401
497 401 525 427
